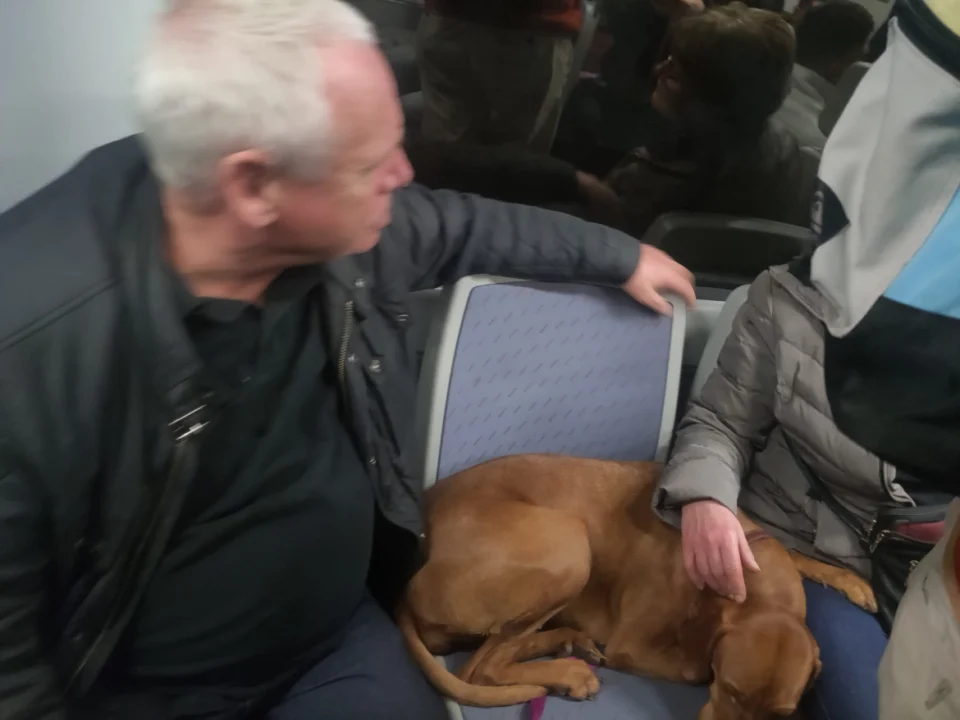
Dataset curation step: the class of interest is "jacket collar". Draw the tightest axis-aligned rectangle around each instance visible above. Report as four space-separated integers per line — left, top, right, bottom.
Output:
113 162 202 406
112 139 373 405
768 261 833 324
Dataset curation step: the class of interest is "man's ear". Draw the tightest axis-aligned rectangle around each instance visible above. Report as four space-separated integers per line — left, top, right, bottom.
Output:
218 149 281 229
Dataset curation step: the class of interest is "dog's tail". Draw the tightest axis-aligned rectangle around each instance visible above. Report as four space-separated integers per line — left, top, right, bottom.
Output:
396 603 548 707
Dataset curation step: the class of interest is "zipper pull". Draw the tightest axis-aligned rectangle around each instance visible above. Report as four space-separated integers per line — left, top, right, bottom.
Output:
169 403 210 444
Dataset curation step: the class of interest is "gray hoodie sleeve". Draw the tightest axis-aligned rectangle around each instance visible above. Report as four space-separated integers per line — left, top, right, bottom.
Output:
654 271 780 526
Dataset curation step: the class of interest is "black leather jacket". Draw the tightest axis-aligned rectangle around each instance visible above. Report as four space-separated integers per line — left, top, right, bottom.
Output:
0 136 640 719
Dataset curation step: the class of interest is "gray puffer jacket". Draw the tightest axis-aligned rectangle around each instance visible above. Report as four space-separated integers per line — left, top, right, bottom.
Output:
654 265 916 578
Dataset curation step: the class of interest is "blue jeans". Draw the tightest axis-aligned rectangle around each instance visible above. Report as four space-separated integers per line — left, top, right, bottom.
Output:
87 595 448 720
802 580 888 720
266 595 448 720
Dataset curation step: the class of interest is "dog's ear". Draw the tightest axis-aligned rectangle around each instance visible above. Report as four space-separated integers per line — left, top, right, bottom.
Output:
802 635 823 692
810 641 823 681
770 629 822 715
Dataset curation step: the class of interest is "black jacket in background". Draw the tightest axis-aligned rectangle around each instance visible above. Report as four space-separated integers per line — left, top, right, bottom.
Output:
0 136 640 720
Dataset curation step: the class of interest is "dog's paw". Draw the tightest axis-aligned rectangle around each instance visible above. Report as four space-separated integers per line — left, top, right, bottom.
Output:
833 577 877 613
559 632 606 665
553 658 601 700
792 553 878 614
814 568 877 613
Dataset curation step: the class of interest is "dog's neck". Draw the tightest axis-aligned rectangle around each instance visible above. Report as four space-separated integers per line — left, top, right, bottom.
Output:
742 528 772 546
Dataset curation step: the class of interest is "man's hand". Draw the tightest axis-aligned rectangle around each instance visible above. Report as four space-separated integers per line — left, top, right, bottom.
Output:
623 245 696 315
681 500 760 603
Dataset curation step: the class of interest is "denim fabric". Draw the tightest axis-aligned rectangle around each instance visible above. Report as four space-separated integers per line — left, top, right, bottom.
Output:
802 580 888 720
267 595 448 720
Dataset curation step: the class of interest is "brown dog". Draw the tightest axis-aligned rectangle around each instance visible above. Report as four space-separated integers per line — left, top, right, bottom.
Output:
399 455 874 719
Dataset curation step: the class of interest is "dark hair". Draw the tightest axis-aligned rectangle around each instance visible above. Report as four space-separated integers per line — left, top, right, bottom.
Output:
669 3 795 145
745 0 785 13
708 0 786 12
795 0 875 68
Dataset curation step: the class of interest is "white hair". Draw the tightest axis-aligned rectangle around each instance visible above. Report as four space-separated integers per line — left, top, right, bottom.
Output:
135 0 376 195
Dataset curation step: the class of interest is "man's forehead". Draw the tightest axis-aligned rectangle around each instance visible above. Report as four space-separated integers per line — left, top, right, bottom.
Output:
323 43 398 124
318 41 396 104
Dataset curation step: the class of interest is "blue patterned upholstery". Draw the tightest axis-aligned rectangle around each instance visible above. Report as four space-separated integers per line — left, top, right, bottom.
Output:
432 281 677 482
445 653 708 720
419 278 708 720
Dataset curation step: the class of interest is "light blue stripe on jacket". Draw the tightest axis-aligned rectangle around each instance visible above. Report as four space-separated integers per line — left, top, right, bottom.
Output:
884 184 960 319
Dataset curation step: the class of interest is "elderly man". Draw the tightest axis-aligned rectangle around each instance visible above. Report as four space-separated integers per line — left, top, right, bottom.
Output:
0 1 694 719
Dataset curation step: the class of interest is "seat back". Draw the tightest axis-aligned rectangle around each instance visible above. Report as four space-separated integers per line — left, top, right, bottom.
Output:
643 213 816 290
690 285 751 402
385 44 420 96
418 277 685 487
401 91 424 135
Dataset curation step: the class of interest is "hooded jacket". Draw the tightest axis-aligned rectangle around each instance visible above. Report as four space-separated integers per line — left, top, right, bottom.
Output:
810 0 960 491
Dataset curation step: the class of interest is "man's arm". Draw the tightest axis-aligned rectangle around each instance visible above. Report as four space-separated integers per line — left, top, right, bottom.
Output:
653 272 780 524
0 459 67 720
383 185 693 310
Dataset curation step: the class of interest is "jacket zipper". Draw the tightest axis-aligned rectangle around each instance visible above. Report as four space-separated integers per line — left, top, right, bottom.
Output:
67 404 209 691
337 300 355 386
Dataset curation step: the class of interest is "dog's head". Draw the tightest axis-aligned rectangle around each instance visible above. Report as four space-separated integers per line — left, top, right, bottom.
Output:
698 611 822 720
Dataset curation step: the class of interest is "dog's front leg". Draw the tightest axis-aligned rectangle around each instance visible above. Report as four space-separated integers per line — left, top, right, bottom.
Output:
505 628 605 666
468 641 602 701
790 551 877 613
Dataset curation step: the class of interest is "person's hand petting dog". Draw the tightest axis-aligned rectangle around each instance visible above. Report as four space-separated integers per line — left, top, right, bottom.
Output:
681 500 761 603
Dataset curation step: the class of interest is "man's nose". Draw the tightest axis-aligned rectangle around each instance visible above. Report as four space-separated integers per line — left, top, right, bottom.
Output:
392 149 414 188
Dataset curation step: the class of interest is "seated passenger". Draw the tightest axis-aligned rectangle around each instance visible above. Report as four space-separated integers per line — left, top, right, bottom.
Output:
772 0 875 151
417 0 583 153
410 5 808 230
652 253 947 720
585 3 807 234
418 0 702 154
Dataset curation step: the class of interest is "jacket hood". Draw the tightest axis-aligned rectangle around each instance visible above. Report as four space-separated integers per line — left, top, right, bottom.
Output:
809 9 960 339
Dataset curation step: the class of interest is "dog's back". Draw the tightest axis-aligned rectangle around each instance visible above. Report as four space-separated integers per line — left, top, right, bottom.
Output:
424 454 657 541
